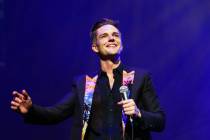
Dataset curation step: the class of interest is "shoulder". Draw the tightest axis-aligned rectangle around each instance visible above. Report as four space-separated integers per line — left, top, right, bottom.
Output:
71 74 86 86
125 66 150 78
72 72 98 84
73 74 86 81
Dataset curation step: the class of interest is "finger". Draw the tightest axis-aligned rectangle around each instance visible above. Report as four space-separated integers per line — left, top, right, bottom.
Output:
117 101 123 105
123 101 135 108
123 99 134 104
11 105 18 110
118 100 129 105
11 101 20 107
22 89 29 99
12 91 24 99
123 106 135 112
14 97 23 103
124 110 135 115
117 99 127 104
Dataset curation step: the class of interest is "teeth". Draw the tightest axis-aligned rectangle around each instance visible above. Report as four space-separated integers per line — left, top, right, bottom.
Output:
107 44 116 47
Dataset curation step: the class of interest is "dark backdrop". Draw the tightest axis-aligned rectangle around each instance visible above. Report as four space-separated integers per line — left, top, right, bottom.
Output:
1 0 210 140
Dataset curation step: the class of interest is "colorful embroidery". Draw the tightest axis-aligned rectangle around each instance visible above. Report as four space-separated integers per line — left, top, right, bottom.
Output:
122 70 135 137
81 70 135 140
82 75 98 140
122 70 135 86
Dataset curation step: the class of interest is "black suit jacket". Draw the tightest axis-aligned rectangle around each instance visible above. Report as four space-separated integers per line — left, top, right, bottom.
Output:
24 68 165 140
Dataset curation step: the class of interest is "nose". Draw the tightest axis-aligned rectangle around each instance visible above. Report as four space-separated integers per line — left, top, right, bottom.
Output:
108 35 115 42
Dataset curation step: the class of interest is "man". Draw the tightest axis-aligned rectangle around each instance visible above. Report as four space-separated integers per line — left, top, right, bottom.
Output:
11 18 165 140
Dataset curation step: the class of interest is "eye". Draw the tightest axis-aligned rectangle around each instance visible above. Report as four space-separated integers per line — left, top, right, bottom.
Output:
101 35 106 38
113 33 120 37
99 34 108 39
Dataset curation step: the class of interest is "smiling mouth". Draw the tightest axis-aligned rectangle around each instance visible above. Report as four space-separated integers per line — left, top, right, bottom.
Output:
106 44 117 48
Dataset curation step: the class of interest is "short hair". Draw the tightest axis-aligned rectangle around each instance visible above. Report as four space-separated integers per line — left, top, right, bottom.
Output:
90 18 119 43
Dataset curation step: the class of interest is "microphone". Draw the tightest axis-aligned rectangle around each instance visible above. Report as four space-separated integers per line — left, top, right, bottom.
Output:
119 85 130 100
119 86 133 122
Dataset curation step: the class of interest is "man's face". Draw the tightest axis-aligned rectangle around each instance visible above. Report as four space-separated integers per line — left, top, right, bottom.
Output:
92 24 123 57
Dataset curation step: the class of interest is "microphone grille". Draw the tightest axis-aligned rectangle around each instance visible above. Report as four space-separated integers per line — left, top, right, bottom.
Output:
119 86 129 93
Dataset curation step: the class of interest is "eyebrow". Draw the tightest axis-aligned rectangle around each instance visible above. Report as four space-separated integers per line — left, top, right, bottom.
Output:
98 32 120 38
112 32 120 36
98 33 108 38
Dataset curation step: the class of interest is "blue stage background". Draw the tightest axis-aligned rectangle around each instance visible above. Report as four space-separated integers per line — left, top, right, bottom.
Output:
1 0 210 140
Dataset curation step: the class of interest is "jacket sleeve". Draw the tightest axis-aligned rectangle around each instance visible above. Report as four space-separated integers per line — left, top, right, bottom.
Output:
23 80 78 125
133 72 165 132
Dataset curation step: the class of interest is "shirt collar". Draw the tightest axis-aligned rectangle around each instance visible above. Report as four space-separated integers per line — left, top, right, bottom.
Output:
98 62 124 77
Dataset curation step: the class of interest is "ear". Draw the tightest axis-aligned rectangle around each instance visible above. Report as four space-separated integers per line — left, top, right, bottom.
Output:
92 43 99 53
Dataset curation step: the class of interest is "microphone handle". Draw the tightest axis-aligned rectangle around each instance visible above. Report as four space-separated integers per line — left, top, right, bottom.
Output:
122 92 133 122
129 116 133 123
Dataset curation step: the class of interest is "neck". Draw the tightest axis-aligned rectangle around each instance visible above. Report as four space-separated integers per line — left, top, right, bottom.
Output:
100 57 121 74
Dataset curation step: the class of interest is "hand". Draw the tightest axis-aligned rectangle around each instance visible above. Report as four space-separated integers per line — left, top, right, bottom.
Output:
118 99 141 118
10 89 32 114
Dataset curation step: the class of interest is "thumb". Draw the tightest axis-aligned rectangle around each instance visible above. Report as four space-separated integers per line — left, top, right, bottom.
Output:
117 100 124 105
